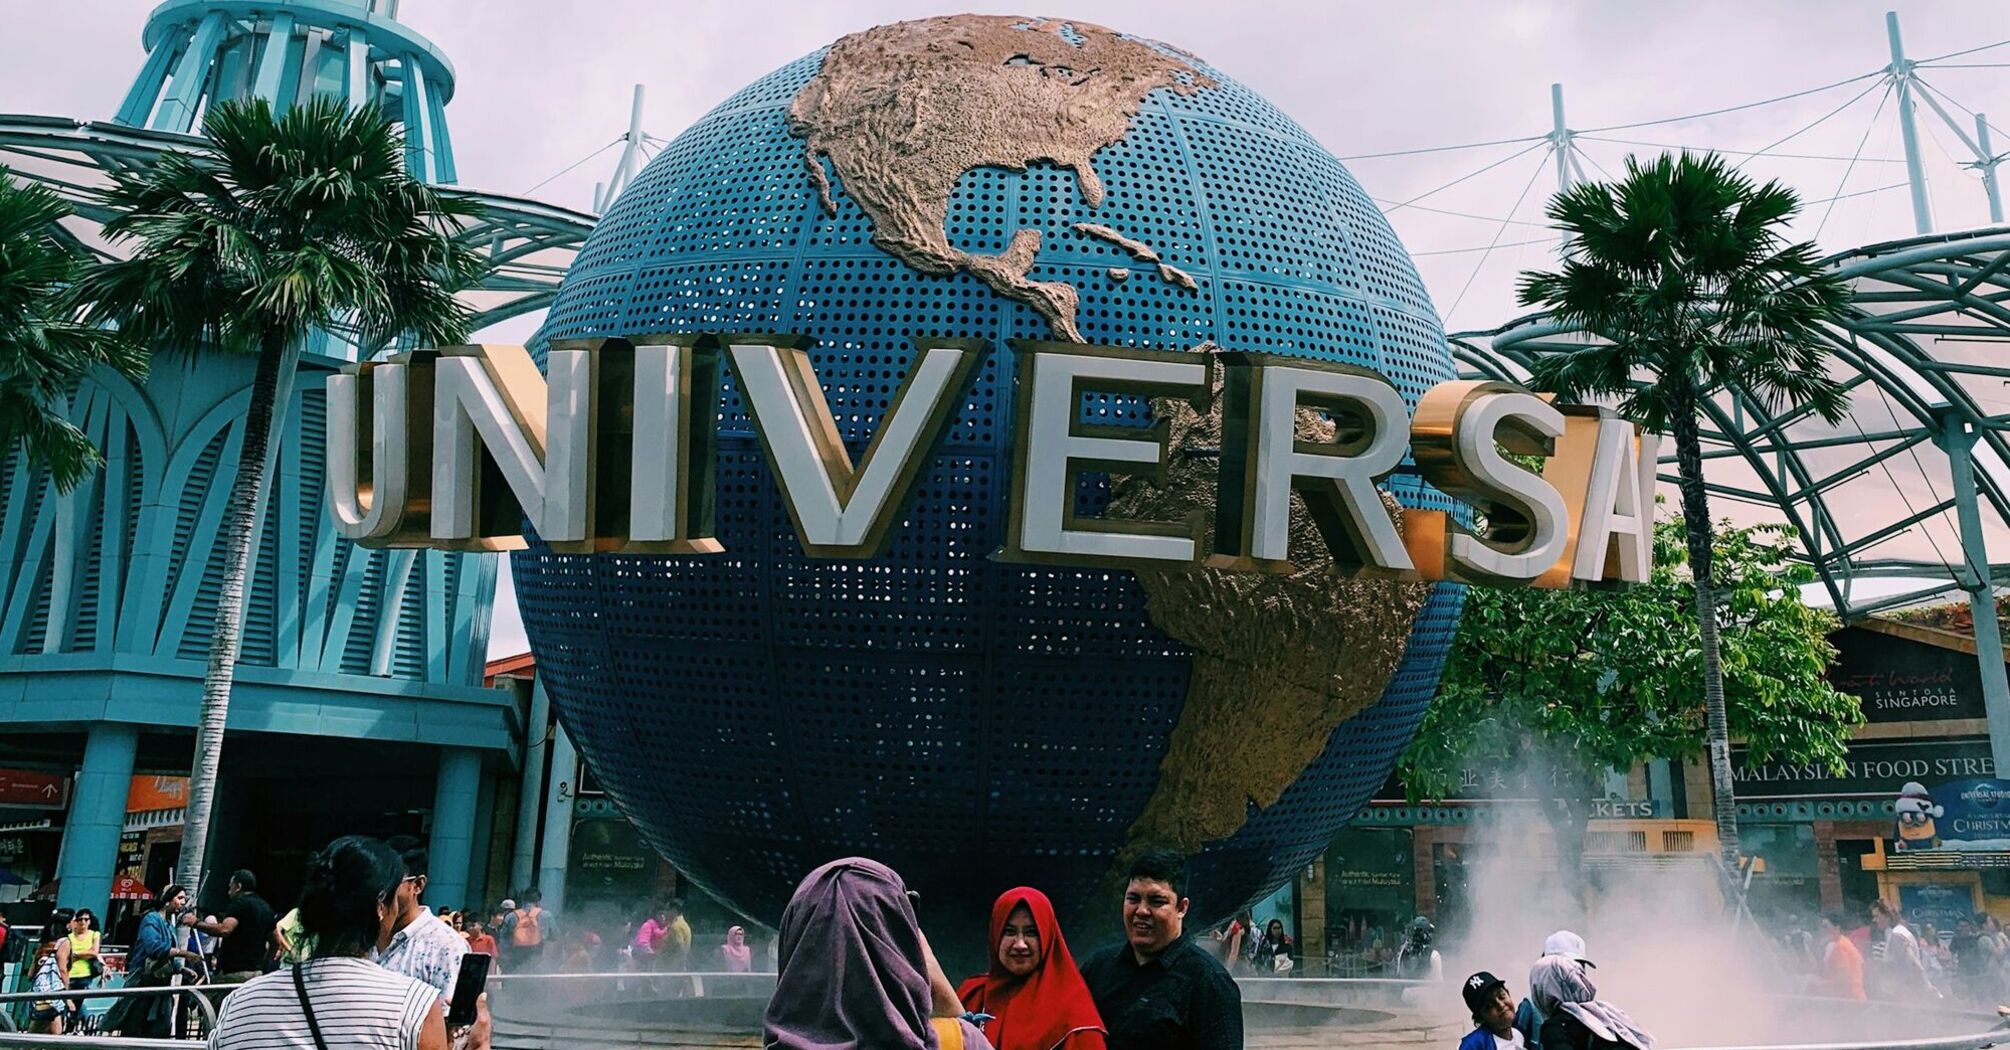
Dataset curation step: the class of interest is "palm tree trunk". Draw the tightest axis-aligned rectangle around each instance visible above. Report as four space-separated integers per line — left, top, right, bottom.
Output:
1667 388 1741 870
177 332 299 897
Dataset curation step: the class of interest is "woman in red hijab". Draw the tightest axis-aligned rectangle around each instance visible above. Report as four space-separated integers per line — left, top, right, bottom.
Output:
958 887 1107 1050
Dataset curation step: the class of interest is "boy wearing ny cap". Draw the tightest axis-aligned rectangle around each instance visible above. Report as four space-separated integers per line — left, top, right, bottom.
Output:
1460 971 1524 1050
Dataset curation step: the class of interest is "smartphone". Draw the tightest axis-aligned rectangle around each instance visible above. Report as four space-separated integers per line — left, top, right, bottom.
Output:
447 952 491 1028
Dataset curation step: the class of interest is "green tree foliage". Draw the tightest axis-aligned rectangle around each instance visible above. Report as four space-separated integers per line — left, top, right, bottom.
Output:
0 169 144 492
1516 152 1855 863
76 98 486 893
1402 518 1862 869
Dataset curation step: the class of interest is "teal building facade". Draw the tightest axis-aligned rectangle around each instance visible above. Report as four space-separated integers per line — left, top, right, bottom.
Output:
0 0 514 921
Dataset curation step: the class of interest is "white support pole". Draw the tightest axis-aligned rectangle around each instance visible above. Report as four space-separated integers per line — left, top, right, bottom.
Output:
1888 11 1935 235
1980 114 2005 225
601 84 648 211
1551 83 1572 251
1552 83 1571 194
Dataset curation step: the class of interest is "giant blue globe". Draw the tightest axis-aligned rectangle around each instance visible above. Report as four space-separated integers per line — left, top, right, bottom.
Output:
516 14 1465 950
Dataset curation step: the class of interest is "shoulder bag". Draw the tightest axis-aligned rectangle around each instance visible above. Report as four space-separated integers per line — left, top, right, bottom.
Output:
293 961 331 1050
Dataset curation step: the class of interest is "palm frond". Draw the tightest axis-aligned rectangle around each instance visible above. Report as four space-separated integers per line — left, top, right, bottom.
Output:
0 168 146 491
77 97 489 363
1521 150 1854 436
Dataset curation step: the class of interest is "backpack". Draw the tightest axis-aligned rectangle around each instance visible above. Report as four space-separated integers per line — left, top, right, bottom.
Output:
31 951 64 1012
511 906 543 946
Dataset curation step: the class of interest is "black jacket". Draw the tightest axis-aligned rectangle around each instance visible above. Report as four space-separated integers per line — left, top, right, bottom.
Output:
1540 1012 1629 1050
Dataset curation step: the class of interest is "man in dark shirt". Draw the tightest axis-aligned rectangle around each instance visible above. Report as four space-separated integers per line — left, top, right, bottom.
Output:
184 869 277 982
1080 848 1242 1050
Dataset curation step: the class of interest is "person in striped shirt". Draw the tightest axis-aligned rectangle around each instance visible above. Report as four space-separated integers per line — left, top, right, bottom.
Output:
209 837 445 1050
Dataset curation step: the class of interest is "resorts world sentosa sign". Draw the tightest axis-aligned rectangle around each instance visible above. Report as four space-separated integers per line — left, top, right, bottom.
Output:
326 336 1657 588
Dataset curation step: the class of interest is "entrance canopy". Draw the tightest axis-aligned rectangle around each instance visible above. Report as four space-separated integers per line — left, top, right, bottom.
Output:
1454 228 2010 620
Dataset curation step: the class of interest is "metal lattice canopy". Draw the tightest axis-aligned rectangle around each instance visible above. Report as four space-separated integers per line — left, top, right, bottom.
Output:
1453 227 2010 621
0 115 595 349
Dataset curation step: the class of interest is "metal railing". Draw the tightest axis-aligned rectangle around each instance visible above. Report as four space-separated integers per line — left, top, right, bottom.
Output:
0 1029 184 1037
0 983 219 1037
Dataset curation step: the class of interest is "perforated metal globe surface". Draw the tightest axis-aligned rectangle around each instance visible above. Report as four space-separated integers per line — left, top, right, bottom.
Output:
515 14 1465 952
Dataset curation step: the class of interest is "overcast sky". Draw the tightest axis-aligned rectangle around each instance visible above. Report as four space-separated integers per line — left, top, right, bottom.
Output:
7 1 2010 657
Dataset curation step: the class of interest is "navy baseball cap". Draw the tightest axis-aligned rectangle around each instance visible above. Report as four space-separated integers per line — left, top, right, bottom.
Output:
1463 971 1508 1014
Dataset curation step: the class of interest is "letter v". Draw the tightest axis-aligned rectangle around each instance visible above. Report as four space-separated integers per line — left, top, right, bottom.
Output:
727 335 987 556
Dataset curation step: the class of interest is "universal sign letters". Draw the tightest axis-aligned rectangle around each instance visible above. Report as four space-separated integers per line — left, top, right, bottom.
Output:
326 335 1657 588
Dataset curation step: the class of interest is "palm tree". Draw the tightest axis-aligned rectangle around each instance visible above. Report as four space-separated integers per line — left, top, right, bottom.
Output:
1516 151 1853 869
78 97 486 894
0 169 146 492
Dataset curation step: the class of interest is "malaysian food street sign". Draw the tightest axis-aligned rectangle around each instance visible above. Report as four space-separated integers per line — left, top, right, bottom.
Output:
327 338 1657 588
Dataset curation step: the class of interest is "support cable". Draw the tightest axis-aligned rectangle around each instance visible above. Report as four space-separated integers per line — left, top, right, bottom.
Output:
1580 136 1906 164
1412 237 1555 257
1738 80 1891 169
1579 70 1883 133
1383 140 1549 214
1916 38 2010 65
1370 199 1553 227
1913 77 2010 159
1809 182 1912 206
1363 69 1884 160
520 137 623 197
1572 143 1616 182
1442 147 1552 325
1816 85 1895 238
1335 134 1547 162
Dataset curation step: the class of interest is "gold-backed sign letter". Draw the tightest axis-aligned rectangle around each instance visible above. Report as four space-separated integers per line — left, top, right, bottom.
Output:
999 341 1209 567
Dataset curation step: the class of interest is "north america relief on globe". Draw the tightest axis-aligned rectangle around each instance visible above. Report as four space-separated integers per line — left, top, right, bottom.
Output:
516 12 1466 950
787 16 1213 341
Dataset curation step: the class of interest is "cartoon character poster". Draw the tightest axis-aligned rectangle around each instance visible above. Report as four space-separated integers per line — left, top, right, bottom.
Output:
1894 781 1944 851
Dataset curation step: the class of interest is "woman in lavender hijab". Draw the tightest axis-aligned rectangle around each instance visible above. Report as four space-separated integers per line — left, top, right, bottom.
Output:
764 857 994 1050
1528 955 1653 1050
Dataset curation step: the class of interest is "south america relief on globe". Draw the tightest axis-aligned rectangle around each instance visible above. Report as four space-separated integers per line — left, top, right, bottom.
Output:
516 12 1464 949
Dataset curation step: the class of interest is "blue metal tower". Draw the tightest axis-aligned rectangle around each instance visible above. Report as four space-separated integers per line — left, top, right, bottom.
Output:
117 0 457 183
0 0 510 921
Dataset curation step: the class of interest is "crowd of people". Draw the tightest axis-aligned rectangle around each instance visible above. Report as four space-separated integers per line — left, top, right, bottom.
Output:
1766 898 2010 1006
20 835 492 1048
34 837 2007 1050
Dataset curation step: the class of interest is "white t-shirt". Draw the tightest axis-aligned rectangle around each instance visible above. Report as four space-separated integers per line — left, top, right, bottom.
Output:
207 956 437 1050
1494 1028 1527 1050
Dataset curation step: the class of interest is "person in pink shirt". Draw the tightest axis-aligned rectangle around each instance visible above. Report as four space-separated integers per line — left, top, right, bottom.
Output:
632 905 671 970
